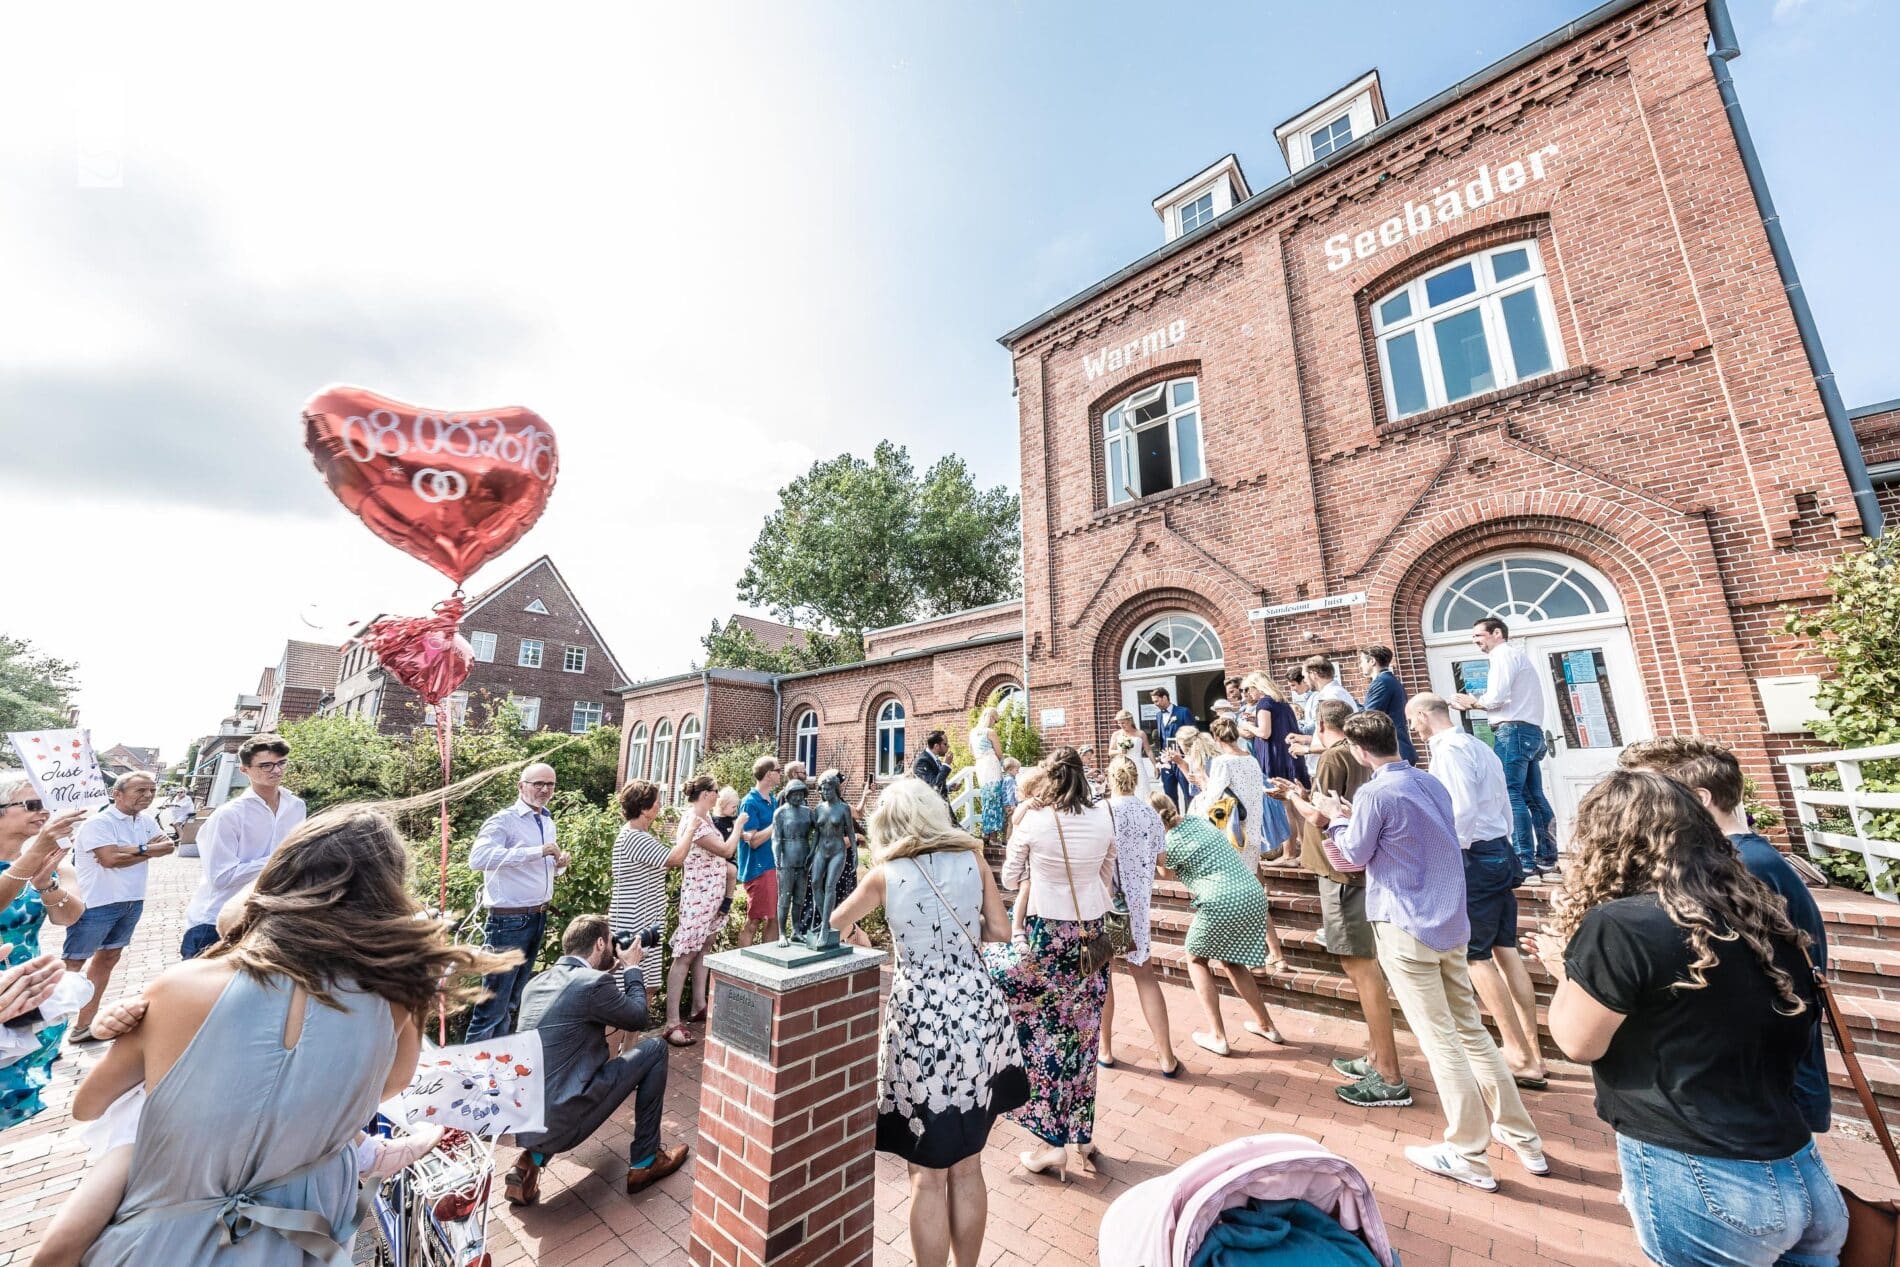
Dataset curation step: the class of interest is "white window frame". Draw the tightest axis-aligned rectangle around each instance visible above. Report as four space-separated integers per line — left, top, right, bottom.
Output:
651 720 675 800
675 716 702 796
794 709 819 773
422 690 470 728
523 598 549 614
1177 191 1215 234
627 722 649 781
512 695 541 730
875 699 906 781
1103 375 1205 507
1308 111 1354 160
570 700 603 732
1373 240 1565 421
562 645 587 674
468 631 497 663
518 639 544 668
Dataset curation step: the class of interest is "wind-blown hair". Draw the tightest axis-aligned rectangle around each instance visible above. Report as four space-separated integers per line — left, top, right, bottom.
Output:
212 804 518 1018
869 777 982 864
1041 747 1095 813
1551 769 1808 1014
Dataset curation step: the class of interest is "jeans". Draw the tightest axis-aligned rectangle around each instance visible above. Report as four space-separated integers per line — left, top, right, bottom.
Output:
465 911 546 1041
179 922 221 960
1493 721 1557 872
1617 1134 1848 1267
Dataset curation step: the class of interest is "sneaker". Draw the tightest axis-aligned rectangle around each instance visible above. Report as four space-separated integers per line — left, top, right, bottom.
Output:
1336 1071 1412 1108
1404 1144 1497 1191
1331 1056 1372 1081
1492 1124 1550 1175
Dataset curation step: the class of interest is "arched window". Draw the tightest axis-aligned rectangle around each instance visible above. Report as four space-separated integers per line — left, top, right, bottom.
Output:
1122 614 1223 675
1373 241 1563 419
650 719 674 801
1424 552 1620 642
1104 376 1203 506
675 716 702 795
626 722 648 782
875 699 907 781
992 683 1025 717
794 709 819 773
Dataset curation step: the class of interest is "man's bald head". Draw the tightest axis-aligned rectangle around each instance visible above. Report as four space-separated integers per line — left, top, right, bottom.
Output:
520 762 558 808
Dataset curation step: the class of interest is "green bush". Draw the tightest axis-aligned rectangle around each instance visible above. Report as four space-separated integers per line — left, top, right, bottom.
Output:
696 735 777 795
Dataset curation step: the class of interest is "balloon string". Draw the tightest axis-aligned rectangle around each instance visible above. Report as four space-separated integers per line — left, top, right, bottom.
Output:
437 708 453 1046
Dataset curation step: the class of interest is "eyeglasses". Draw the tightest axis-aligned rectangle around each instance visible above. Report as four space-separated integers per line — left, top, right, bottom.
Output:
524 781 556 790
2 800 43 813
249 760 290 772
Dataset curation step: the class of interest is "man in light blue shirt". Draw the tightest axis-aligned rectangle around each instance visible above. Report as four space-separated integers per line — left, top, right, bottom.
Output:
736 756 782 946
467 763 570 1040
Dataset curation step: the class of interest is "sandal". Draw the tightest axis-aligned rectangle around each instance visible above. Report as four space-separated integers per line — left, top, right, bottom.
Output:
687 1005 708 1024
1244 1021 1285 1045
663 1025 697 1047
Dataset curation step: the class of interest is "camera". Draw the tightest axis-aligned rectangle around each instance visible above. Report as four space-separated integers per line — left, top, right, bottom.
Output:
614 926 663 951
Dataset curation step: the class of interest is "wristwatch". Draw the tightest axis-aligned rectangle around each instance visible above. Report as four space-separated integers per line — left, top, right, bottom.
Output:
137 842 149 857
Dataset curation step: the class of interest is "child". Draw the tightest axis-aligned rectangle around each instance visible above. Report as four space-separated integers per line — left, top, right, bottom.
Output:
1006 765 1051 946
35 996 441 1266
712 786 742 919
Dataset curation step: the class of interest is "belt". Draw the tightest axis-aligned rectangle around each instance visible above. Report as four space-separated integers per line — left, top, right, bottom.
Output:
490 904 548 916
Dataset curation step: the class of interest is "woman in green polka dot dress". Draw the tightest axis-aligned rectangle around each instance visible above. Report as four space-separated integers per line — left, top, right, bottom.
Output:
1150 792 1286 1058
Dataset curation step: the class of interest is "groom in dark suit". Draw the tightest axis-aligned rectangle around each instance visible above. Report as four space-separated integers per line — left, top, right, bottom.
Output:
504 915 689 1205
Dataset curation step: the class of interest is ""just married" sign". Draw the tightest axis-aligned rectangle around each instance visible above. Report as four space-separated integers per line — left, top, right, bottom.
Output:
6 729 109 816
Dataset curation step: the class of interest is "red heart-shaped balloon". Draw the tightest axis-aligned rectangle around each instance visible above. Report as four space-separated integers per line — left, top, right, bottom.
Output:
302 384 559 586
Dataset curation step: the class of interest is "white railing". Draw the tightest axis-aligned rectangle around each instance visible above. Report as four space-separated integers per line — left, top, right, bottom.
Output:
1783 742 1900 900
948 766 980 832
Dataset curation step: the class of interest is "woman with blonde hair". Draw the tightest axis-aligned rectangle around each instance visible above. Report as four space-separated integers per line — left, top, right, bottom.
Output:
832 779 1026 1267
970 706 1008 844
1529 769 1843 1266
70 803 515 1265
1095 757 1177 1076
1107 710 1154 797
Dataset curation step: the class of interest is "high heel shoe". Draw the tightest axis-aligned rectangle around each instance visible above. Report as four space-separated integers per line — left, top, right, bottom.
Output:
1019 1149 1071 1183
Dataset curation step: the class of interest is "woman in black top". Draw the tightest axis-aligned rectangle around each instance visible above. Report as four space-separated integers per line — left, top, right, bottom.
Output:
1528 770 1845 1267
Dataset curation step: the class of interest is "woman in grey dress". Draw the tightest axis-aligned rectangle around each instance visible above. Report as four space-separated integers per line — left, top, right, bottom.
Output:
73 804 513 1265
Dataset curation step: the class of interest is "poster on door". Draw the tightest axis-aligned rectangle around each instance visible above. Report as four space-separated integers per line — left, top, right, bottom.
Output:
1551 648 1622 749
1452 660 1497 748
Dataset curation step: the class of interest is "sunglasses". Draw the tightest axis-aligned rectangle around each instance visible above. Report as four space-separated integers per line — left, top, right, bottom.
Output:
3 800 43 813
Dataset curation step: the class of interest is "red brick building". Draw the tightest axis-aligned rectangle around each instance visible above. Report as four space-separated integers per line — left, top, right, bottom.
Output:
1853 400 1900 525
623 0 1888 841
323 555 628 737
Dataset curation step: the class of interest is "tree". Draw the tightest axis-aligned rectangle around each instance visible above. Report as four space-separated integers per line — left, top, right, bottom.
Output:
700 620 865 675
736 442 1019 645
0 634 79 748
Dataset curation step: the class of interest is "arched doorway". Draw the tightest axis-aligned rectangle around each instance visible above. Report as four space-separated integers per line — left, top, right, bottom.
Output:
1119 613 1225 731
1421 550 1652 842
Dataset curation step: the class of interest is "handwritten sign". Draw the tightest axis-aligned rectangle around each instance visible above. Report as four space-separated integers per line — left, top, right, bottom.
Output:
6 729 108 815
382 1033 546 1137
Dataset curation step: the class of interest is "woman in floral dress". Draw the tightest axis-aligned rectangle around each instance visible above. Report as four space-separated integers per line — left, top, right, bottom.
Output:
832 779 1026 1267
0 773 86 1129
986 747 1116 1182
1095 757 1177 1076
970 708 1008 843
663 775 734 1046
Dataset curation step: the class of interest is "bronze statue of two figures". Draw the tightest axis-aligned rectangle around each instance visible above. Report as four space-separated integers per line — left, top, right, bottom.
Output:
770 772 857 952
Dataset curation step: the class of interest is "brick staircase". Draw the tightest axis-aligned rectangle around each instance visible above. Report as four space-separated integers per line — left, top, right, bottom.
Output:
987 844 1900 1125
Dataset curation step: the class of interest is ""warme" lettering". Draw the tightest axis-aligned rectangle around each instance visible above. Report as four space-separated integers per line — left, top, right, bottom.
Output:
1323 143 1560 272
1082 319 1188 382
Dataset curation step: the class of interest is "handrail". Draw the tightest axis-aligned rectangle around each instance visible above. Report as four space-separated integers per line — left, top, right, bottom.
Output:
1782 745 1900 900
948 766 980 831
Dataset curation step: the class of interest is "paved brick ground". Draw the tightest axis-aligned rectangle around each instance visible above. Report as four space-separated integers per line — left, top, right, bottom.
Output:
4 855 1896 1265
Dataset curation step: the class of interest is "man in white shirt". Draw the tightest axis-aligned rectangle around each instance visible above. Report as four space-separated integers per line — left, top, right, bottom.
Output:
466 762 571 1041
1452 617 1558 881
180 735 306 959
165 789 196 831
1287 656 1359 768
64 772 175 1039
1409 694 1547 1090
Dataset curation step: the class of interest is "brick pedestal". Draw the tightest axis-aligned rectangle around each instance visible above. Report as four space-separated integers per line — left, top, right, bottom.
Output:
689 945 887 1267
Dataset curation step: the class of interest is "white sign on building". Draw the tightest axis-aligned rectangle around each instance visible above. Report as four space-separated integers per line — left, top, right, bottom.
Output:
1248 591 1368 621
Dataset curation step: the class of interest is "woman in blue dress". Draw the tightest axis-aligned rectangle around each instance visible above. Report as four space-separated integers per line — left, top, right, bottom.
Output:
0 772 87 1130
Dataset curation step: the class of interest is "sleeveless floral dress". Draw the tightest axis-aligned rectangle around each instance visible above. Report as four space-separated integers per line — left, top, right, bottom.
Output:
0 861 68 1129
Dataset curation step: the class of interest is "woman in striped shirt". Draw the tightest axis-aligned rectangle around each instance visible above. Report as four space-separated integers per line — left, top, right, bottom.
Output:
610 779 672 995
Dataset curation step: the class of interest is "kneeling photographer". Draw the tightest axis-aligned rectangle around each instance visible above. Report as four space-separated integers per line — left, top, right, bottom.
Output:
505 915 688 1206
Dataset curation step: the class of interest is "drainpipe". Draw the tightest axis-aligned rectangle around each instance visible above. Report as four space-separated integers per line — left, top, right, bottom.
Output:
701 672 712 765
773 674 782 760
1705 0 1884 536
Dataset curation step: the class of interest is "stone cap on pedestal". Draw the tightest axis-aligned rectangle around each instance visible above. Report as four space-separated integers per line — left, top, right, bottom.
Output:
708 944 887 994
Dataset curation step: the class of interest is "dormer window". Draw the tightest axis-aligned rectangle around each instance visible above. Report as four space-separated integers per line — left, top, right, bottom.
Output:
1151 155 1250 244
1275 70 1386 174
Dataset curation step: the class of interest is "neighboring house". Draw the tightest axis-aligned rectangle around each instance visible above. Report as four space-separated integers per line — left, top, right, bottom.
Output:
1851 399 1900 526
258 641 342 731
322 555 627 737
97 744 161 781
189 693 264 809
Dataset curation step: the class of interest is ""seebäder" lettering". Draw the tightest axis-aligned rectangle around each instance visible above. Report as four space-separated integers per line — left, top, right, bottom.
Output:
1323 143 1560 273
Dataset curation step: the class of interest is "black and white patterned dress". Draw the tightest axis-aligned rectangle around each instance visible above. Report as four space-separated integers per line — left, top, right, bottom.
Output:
875 850 1029 1168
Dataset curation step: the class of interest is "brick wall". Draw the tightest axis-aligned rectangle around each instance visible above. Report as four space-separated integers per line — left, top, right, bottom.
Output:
864 601 1024 658
1001 0 1865 832
456 564 623 735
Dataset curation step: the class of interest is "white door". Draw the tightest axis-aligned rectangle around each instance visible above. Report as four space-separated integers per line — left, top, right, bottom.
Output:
1421 551 1653 850
1123 675 1177 738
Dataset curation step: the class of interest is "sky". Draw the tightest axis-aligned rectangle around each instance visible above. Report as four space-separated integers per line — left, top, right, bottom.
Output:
1 0 1893 763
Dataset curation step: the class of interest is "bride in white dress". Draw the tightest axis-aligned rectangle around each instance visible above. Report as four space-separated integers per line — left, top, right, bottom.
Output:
1108 709 1155 797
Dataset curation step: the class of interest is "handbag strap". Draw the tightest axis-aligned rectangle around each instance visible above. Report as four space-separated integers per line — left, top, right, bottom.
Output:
908 855 983 960
1051 811 1092 935
1807 946 1900 1185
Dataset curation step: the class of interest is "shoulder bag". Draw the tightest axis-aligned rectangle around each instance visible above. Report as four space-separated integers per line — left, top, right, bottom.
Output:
1808 947 1900 1267
1053 807 1130 976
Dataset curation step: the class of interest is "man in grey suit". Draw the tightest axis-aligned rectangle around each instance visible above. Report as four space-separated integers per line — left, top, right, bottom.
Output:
503 915 689 1206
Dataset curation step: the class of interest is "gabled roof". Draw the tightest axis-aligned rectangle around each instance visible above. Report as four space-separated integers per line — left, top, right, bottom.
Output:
726 613 807 653
462 555 630 683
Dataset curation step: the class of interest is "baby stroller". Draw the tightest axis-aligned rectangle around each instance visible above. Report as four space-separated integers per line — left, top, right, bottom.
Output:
1098 1133 1399 1267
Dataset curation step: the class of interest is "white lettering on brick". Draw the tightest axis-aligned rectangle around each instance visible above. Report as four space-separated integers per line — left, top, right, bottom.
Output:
1324 142 1561 271
1081 319 1188 381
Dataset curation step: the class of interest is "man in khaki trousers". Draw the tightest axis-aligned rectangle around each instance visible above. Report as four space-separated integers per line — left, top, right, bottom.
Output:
1323 711 1545 1191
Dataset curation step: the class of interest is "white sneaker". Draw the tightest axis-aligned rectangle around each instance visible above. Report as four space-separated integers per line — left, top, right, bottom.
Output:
1491 1124 1550 1175
1403 1144 1498 1191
